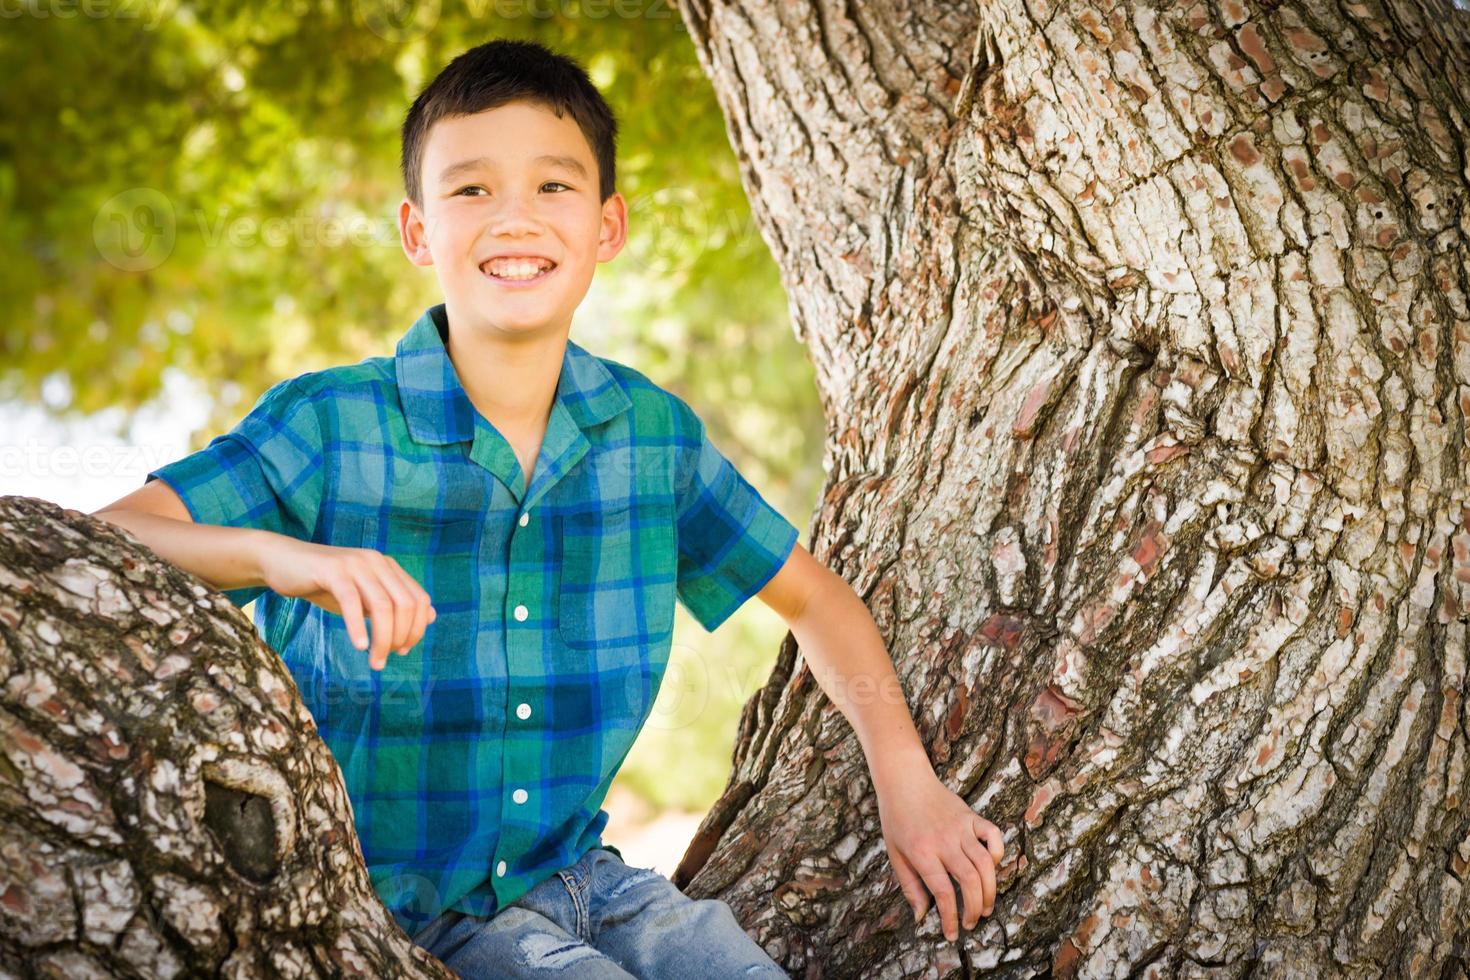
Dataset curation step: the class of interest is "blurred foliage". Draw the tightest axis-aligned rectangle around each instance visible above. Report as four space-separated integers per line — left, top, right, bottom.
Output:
2 2 824 819
617 602 791 811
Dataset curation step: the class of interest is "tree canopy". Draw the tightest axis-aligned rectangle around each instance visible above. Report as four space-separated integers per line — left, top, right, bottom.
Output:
0 1 822 515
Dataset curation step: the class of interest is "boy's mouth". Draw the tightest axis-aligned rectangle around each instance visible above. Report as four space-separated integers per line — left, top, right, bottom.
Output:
480 256 559 286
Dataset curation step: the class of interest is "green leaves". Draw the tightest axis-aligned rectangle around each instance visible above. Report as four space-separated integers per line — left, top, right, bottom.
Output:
3 4 819 503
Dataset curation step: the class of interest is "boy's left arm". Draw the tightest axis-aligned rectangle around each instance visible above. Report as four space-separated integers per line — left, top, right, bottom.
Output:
757 541 1005 943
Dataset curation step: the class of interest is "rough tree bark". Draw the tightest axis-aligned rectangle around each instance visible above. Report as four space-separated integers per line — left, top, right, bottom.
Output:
0 496 452 979
670 0 1470 976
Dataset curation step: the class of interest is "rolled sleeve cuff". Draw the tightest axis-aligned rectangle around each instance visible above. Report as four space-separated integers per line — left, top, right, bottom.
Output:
677 510 799 633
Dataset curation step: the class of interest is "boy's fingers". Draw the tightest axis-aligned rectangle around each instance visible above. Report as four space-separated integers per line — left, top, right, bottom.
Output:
401 583 432 655
411 575 432 652
960 832 996 917
889 844 927 923
363 559 409 653
393 568 427 653
914 857 958 941
371 563 415 653
977 816 1005 864
335 576 369 652
400 601 423 655
355 572 395 670
945 844 986 932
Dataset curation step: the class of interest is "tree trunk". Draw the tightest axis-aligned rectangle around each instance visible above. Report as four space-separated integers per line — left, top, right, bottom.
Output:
670 0 1470 976
0 495 451 979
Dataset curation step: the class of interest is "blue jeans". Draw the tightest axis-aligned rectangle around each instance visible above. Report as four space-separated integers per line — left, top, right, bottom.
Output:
411 847 790 978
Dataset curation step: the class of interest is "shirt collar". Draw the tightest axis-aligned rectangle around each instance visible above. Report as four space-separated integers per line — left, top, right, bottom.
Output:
394 304 631 446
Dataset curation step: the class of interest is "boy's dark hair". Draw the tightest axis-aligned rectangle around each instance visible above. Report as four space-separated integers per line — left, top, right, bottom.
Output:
400 39 618 207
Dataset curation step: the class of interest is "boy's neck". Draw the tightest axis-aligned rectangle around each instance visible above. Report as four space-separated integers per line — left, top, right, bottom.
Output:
442 308 567 437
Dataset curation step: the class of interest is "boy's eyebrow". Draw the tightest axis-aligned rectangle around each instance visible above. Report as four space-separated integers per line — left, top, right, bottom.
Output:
437 154 590 185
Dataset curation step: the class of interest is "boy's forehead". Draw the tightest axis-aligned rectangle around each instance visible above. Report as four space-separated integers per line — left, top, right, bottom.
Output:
422 102 595 178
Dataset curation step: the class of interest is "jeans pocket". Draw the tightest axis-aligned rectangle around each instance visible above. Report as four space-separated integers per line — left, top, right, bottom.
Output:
595 849 666 904
600 845 655 875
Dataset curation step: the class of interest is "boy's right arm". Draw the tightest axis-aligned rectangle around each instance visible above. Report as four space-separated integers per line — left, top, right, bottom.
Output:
94 480 279 598
93 481 435 670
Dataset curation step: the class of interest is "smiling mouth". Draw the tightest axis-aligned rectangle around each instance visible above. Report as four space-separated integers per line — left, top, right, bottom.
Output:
480 258 559 283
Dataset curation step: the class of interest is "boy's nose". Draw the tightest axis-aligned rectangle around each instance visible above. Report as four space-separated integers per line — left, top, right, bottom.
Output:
485 207 545 239
488 191 544 220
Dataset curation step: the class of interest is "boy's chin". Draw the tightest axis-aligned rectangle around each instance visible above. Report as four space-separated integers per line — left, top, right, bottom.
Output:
450 301 567 338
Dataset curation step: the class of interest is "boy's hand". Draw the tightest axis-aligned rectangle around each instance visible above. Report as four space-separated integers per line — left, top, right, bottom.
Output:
256 535 436 671
875 766 1005 942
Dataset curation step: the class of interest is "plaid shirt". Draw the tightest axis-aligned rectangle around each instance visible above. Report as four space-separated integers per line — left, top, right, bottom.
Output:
145 303 800 936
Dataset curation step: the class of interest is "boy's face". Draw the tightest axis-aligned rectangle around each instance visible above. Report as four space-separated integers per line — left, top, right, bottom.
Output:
398 99 626 343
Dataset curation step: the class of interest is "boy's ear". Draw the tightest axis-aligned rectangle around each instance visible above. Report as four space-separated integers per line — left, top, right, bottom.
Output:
398 198 434 267
596 191 628 263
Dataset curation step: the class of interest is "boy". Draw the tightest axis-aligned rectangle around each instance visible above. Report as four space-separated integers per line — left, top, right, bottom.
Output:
95 40 1003 978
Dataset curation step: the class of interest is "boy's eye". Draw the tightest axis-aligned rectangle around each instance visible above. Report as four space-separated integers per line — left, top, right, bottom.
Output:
453 182 570 197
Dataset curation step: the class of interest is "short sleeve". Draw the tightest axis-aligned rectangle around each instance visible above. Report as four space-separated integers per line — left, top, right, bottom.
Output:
144 376 324 608
672 402 800 632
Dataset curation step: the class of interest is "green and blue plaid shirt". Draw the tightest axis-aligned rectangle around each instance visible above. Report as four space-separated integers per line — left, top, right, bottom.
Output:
145 304 800 936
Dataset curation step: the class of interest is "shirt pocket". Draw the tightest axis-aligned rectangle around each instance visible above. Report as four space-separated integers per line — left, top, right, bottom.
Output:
558 503 676 650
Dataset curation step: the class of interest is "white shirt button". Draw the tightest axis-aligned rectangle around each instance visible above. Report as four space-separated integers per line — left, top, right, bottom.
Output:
519 512 529 527
496 860 507 877
513 604 528 621
516 703 531 720
512 789 528 804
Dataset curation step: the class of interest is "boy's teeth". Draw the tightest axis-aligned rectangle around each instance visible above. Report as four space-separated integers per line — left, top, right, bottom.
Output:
484 258 554 279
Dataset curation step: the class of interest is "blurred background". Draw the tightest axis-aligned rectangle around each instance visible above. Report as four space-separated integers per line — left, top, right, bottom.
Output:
0 1 824 876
